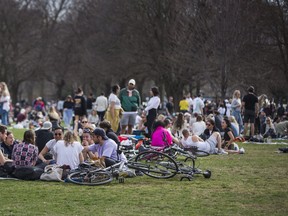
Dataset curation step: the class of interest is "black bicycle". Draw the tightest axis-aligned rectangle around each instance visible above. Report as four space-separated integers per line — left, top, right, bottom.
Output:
67 150 178 186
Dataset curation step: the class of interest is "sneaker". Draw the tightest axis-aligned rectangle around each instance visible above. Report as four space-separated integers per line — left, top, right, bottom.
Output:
135 170 144 176
239 147 245 154
217 149 228 155
233 143 239 151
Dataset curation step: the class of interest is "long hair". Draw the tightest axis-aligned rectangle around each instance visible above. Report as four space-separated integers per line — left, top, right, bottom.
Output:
174 113 184 129
0 82 10 96
64 131 77 147
258 94 268 109
23 130 35 145
232 90 240 99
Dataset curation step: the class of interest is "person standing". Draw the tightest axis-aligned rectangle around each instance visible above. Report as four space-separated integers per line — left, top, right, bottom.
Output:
165 96 174 117
119 79 141 134
63 95 74 130
86 93 95 117
193 94 204 115
95 92 108 122
0 82 11 125
73 87 87 122
179 96 189 113
242 86 259 138
231 90 243 133
186 93 194 113
142 87 161 138
105 85 122 132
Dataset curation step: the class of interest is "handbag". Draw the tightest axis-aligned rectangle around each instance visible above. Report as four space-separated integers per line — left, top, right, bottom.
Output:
40 165 64 182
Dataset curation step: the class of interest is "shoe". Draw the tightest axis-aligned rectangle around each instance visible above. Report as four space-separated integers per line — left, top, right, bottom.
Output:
239 147 245 154
279 147 288 153
217 149 228 155
233 143 239 151
135 170 144 176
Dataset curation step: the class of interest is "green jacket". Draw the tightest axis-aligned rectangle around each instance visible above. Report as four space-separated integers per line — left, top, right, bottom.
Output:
119 88 141 112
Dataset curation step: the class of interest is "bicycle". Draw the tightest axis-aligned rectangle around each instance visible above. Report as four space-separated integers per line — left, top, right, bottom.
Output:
160 144 211 181
67 150 178 186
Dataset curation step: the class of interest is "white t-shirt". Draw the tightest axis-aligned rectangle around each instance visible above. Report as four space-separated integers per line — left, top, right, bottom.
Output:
191 121 206 136
0 95 10 111
95 96 108 112
144 96 160 112
193 97 204 114
181 136 211 153
53 140 84 170
108 93 121 109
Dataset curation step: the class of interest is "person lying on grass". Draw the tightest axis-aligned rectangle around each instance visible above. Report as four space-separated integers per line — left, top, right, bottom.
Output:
181 129 245 154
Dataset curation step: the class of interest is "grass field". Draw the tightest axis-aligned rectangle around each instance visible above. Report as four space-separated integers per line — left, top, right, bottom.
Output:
1 129 288 216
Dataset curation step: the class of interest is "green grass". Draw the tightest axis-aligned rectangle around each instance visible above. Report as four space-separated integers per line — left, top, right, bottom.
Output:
1 129 288 215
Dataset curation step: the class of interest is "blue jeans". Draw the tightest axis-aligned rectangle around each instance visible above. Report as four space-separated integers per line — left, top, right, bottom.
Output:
232 110 243 133
63 109 73 128
1 110 8 125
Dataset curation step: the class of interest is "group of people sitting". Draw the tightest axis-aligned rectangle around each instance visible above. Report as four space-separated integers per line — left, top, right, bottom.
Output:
0 110 247 180
0 121 127 178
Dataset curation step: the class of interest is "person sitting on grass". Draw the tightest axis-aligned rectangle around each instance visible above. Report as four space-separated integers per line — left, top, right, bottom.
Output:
137 120 174 152
83 128 127 167
38 127 64 165
0 150 12 166
221 118 245 153
0 131 18 159
12 130 39 167
53 131 84 170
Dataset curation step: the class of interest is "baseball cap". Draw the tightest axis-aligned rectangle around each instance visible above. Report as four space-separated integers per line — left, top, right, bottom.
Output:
42 121 52 130
128 79 136 85
93 128 108 140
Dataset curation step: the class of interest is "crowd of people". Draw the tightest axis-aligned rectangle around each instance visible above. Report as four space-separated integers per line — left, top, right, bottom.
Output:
1 80 288 178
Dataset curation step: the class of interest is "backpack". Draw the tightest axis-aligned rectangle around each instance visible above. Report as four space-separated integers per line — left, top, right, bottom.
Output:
12 166 44 180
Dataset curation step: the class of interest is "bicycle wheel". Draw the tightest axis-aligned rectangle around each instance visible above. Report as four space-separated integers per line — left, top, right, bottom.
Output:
133 151 178 179
67 170 113 186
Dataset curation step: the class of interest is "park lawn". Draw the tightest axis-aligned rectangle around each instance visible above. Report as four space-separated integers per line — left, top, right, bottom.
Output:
1 129 287 215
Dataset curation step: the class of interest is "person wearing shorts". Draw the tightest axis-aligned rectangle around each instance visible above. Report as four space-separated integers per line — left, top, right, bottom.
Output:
181 129 222 154
119 79 141 134
242 86 259 137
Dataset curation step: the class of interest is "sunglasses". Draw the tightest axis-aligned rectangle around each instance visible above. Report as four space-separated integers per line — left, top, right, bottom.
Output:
54 133 62 136
83 128 92 133
206 123 211 126
82 121 88 123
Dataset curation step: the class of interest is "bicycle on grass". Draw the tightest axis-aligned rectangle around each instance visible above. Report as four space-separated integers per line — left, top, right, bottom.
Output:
67 150 178 186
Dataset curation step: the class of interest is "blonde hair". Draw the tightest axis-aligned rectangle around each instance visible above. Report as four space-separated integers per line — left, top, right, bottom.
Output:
229 116 238 125
232 90 240 99
64 131 77 146
0 82 10 96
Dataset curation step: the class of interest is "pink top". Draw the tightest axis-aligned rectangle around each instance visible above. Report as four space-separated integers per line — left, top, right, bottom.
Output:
151 126 173 148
